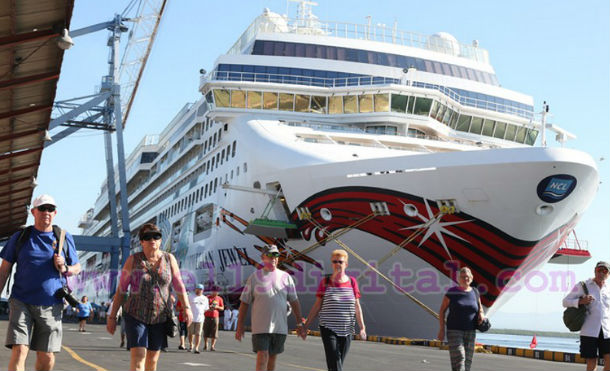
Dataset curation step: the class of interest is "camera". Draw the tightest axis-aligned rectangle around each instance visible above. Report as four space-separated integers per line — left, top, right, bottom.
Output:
54 286 79 307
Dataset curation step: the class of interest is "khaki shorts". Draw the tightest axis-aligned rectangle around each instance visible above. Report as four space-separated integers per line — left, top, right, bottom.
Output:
5 298 63 352
188 322 203 337
203 317 219 338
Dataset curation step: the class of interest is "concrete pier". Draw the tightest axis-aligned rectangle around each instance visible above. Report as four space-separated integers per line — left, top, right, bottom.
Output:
0 321 579 370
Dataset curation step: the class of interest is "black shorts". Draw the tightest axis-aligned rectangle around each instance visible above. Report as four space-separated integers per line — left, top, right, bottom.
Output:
580 330 610 359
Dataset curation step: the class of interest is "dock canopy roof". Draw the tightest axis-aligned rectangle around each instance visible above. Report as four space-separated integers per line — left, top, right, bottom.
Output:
0 0 74 239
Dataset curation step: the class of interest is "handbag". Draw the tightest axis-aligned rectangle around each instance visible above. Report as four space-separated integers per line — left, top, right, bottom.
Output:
473 288 491 332
563 281 589 332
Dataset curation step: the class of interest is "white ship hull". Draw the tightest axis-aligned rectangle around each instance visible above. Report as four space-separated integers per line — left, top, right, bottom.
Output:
74 118 597 339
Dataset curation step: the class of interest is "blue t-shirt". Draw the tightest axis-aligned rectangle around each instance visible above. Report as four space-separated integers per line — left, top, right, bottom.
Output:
77 302 93 317
0 227 79 306
445 286 478 331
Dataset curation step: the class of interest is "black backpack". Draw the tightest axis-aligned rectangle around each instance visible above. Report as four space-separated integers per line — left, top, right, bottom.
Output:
4 225 65 296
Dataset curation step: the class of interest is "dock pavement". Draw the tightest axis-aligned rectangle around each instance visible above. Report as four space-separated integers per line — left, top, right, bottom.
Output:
0 321 577 370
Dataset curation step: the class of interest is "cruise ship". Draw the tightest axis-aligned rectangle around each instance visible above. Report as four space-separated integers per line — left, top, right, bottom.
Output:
76 3 598 338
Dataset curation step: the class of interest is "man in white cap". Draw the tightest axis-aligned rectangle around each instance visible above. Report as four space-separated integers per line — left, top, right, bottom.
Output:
0 194 81 371
236 244 304 371
188 283 209 353
563 261 610 371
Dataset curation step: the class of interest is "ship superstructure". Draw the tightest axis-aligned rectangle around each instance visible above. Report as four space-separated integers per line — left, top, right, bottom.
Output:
76 3 598 338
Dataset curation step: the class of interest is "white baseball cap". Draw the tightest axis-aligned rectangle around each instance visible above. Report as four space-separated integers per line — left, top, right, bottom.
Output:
32 194 57 208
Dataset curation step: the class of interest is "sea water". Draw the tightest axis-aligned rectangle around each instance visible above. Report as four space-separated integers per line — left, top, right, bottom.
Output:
476 333 579 353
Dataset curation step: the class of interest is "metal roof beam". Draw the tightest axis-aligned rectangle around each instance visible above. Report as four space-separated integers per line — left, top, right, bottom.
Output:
0 71 60 90
0 162 39 176
0 29 58 48
0 105 53 120
0 146 42 160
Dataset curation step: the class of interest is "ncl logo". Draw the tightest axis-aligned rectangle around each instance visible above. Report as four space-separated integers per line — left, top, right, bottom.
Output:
537 175 577 203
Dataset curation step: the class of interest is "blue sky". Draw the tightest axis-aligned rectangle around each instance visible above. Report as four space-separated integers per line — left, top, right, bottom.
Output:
34 0 609 331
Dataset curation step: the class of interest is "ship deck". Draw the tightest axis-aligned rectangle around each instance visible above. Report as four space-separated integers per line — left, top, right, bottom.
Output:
0 320 577 370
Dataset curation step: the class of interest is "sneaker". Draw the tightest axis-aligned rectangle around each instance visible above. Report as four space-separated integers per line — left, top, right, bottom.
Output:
178 346 185 350
194 350 200 354
120 341 125 348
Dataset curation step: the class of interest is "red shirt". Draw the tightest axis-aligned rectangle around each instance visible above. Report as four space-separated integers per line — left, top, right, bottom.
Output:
204 295 224 318
176 300 186 322
316 275 361 299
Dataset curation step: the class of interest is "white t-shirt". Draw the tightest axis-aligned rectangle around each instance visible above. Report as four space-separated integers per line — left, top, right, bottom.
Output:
240 268 298 334
189 294 210 323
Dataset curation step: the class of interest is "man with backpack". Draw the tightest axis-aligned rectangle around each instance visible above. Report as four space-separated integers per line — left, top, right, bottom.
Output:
563 261 610 371
0 195 81 371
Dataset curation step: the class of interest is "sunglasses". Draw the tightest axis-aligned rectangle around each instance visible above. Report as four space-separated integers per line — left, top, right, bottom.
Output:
332 260 345 265
141 232 162 241
36 205 56 213
265 252 280 258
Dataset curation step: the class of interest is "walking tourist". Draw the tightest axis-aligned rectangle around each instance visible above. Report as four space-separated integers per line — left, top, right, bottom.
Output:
203 286 224 351
236 244 304 371
188 283 209 353
175 294 189 350
437 267 485 371
302 249 366 371
0 194 81 371
106 223 192 371
223 304 232 330
563 261 610 371
76 296 93 332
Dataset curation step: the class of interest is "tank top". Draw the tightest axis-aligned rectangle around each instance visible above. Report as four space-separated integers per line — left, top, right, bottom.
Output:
124 252 172 324
318 276 358 336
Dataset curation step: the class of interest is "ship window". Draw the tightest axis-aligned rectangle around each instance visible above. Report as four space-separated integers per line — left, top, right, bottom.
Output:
456 115 471 132
504 124 517 141
414 97 432 116
216 153 220 168
279 93 294 111
358 94 373 113
211 157 215 169
407 128 426 138
204 184 208 197
391 94 407 113
247 91 262 109
231 170 234 179
436 104 447 122
343 95 357 114
226 145 231 161
295 94 309 112
525 129 538 145
218 129 221 141
236 166 240 176
470 117 483 134
329 96 343 114
244 162 248 173
213 89 230 107
221 149 225 164
231 90 246 108
373 94 389 112
493 122 507 139
232 141 236 157
448 112 459 129
429 100 440 118
482 119 495 136
204 141 208 153
442 108 453 125
214 178 217 193
213 133 217 147
310 96 326 114
515 126 527 143
263 92 278 110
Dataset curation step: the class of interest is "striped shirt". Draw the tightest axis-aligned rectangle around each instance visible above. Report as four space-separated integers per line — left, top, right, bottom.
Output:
124 252 172 324
317 275 361 336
